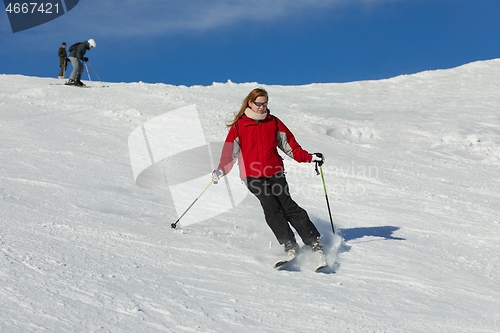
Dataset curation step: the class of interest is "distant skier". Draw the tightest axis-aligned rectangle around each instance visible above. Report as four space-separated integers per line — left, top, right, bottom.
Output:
212 88 325 259
57 42 68 79
67 39 96 87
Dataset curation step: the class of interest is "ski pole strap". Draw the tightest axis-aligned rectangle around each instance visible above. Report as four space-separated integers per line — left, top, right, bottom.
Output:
314 161 320 175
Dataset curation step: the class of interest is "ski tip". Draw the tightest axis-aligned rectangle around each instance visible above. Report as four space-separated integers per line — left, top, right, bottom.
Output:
274 257 298 270
315 264 328 273
274 260 289 269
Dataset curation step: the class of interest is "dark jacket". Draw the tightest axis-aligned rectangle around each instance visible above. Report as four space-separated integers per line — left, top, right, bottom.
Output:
58 47 67 66
69 41 90 61
58 47 67 59
217 111 313 179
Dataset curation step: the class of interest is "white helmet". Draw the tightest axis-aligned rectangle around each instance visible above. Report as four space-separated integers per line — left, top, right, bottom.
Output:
88 39 96 48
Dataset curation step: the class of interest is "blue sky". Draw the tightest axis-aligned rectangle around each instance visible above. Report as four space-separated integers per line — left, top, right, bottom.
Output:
1 0 499 86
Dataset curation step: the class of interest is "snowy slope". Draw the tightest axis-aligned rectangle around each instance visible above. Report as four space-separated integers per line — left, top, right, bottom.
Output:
1 59 500 333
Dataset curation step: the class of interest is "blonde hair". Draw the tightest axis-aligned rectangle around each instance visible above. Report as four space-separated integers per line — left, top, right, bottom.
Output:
227 88 269 127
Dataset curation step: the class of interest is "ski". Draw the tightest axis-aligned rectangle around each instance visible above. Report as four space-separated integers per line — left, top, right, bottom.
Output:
49 83 108 88
315 262 328 272
49 83 91 88
274 257 298 270
314 250 328 273
274 250 329 272
65 84 91 88
275 242 301 270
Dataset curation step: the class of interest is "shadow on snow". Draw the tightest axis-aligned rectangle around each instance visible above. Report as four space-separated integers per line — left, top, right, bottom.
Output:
312 225 405 274
340 226 405 242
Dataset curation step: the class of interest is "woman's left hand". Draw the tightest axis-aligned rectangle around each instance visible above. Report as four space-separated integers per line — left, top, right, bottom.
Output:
311 153 324 166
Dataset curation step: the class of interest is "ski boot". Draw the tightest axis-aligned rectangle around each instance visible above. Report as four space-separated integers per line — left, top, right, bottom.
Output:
310 239 324 252
310 239 327 271
284 238 300 259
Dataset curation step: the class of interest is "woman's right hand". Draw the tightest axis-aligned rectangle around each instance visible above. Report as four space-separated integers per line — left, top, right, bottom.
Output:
211 169 224 183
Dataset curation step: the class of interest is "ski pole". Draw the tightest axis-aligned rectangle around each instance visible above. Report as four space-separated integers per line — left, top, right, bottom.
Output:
315 161 336 235
84 62 92 85
87 61 105 87
171 181 213 229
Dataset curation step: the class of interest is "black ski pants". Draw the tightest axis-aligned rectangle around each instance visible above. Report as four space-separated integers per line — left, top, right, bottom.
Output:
245 173 320 245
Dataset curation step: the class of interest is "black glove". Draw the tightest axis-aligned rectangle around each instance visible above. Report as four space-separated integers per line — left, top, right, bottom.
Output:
83 57 89 62
311 153 324 166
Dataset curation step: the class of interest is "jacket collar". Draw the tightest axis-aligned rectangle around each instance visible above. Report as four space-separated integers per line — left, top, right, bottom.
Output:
244 107 269 121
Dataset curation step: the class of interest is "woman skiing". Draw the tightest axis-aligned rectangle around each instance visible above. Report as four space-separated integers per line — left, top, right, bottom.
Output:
212 88 325 258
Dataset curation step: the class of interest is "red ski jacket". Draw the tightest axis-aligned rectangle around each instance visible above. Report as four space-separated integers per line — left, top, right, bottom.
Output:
217 112 313 179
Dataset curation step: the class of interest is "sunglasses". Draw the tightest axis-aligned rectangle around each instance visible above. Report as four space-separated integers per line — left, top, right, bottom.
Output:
253 101 268 107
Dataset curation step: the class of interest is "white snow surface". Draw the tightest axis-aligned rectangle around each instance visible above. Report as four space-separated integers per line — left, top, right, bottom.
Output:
1 60 500 332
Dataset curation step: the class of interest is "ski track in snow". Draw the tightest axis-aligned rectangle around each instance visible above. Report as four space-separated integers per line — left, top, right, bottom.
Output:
1 60 500 332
